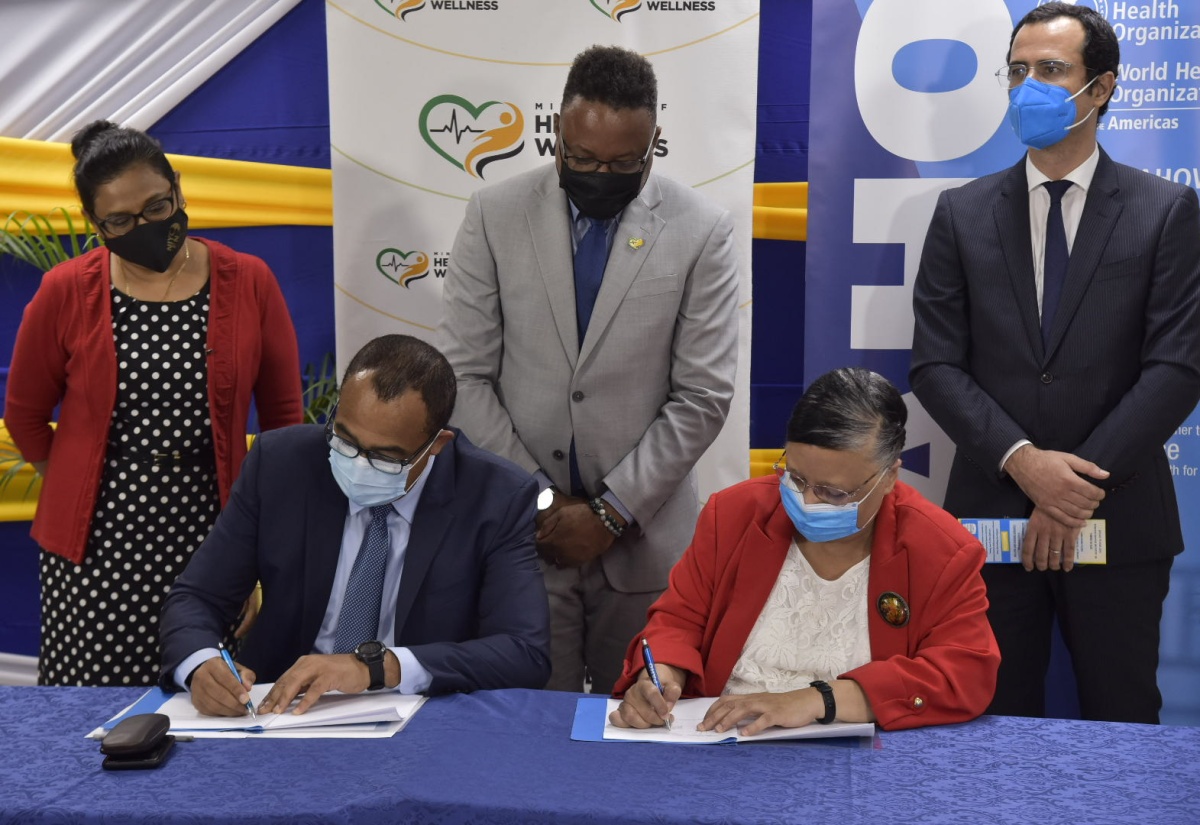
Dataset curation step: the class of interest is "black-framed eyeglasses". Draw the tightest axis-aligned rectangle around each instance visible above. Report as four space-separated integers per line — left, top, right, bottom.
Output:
559 134 657 174
773 453 885 507
324 402 439 475
995 59 1091 89
94 189 178 237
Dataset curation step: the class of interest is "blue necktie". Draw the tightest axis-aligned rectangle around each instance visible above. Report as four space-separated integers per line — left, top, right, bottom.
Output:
573 217 608 343
333 504 392 654
1041 179 1072 348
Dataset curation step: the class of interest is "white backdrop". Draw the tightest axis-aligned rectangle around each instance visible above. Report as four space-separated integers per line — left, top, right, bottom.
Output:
326 0 760 495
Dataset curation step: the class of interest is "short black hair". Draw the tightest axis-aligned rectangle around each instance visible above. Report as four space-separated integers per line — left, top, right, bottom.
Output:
561 45 657 117
1008 1 1119 117
70 120 177 215
341 335 457 434
786 368 907 468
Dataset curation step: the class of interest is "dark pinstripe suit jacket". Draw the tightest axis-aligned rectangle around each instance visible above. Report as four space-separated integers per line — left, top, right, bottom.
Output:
910 148 1200 563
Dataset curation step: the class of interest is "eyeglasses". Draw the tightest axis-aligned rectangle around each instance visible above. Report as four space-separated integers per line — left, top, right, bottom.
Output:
94 190 178 237
773 454 886 507
995 59 1089 89
560 134 656 174
324 402 439 475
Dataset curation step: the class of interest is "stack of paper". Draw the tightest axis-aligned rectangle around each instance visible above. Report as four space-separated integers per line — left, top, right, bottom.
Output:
91 684 427 740
571 696 875 744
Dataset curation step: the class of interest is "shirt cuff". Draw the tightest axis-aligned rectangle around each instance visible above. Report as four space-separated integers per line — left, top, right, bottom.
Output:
533 471 555 493
393 647 432 694
1000 439 1032 475
175 648 221 691
602 492 635 527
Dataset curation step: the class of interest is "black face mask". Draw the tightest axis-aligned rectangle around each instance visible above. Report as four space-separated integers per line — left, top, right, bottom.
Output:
103 208 189 273
558 165 644 220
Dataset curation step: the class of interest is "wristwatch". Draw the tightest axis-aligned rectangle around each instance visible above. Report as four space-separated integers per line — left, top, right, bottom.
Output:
354 640 387 691
809 680 836 724
537 487 557 511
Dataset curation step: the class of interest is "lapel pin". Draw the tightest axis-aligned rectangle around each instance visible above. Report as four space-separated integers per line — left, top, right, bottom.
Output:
877 591 910 627
628 237 644 250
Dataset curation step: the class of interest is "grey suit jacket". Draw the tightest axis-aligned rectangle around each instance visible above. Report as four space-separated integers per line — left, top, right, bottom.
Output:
438 165 739 592
910 148 1200 563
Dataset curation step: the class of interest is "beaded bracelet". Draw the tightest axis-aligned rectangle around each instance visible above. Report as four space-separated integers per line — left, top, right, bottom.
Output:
588 497 625 538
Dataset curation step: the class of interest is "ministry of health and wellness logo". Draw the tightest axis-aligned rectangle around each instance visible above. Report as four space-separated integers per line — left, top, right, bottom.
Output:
590 0 642 21
419 95 525 179
376 247 429 288
375 0 500 20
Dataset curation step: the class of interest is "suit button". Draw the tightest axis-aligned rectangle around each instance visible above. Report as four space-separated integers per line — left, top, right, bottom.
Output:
1040 372 1053 384
912 696 925 710
552 449 565 460
572 391 585 401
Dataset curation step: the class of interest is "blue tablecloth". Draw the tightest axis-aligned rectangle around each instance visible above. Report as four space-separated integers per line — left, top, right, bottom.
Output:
0 686 1197 824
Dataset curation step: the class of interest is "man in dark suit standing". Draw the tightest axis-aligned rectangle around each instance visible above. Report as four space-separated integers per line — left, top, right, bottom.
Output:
160 335 550 716
911 3 1200 723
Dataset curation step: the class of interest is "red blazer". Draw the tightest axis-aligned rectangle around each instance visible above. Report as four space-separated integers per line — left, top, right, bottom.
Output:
4 238 303 563
613 477 999 730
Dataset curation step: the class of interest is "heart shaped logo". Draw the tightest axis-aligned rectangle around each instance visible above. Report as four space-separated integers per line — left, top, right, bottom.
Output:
418 94 525 179
376 248 430 288
589 0 642 21
375 0 425 20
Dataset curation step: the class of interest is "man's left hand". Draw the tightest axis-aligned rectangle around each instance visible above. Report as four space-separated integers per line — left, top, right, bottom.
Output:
256 653 395 715
537 502 618 567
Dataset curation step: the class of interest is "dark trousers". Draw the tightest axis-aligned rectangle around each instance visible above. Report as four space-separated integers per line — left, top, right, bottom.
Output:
982 559 1173 723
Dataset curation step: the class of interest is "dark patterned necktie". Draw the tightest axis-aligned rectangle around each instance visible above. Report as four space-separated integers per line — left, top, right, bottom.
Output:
333 504 392 653
1041 179 1072 348
573 217 608 342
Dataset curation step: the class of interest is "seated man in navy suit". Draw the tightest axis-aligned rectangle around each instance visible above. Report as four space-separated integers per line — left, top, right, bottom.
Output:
160 334 550 716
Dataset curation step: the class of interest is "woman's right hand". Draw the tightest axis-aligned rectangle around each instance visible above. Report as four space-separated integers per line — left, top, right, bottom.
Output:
609 663 686 728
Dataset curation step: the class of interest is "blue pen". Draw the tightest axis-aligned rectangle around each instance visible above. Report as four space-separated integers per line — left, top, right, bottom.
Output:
218 642 256 718
640 637 672 731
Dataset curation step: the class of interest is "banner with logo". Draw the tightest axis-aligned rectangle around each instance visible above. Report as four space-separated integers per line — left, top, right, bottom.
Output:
326 0 759 494
807 0 1200 723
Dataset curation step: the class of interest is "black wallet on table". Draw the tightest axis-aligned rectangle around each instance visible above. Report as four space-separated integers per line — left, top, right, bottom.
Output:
100 712 175 770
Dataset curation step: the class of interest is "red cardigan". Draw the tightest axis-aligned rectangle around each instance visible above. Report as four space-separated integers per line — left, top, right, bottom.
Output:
612 477 1000 731
4 238 303 563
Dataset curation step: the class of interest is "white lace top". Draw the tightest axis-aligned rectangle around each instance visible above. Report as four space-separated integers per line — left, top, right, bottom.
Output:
724 539 872 695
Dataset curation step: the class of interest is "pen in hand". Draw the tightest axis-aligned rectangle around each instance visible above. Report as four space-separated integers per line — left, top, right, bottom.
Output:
218 642 256 718
640 637 672 731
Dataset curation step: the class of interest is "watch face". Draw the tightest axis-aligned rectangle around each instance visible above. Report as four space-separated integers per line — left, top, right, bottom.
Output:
355 640 384 660
537 487 555 511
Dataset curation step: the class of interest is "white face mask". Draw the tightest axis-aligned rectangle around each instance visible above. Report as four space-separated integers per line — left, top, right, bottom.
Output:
327 437 434 507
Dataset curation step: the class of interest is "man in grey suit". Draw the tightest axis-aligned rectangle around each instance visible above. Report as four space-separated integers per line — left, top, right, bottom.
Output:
911 3 1200 722
438 45 738 694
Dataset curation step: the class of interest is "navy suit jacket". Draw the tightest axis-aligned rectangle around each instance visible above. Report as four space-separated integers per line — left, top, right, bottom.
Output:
159 425 551 691
911 148 1200 563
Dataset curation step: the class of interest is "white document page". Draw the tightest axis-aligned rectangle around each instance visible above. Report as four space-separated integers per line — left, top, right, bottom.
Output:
602 697 875 743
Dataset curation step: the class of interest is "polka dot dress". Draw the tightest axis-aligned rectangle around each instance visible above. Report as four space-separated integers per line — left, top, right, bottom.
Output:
38 283 220 686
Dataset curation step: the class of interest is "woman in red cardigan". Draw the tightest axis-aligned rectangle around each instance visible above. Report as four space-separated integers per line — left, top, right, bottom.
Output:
4 121 302 686
611 368 999 733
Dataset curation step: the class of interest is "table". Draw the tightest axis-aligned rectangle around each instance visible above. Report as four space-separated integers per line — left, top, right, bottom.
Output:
1 686 1197 824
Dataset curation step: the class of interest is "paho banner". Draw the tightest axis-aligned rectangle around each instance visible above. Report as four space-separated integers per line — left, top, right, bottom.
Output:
808 0 1200 724
326 0 759 495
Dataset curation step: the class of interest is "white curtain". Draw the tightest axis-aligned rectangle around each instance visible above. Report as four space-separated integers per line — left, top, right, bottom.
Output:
0 0 302 141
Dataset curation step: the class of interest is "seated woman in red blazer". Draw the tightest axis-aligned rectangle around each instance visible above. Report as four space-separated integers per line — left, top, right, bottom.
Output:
611 367 999 733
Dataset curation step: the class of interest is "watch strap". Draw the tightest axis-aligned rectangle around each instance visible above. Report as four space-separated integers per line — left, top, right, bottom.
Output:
810 679 836 724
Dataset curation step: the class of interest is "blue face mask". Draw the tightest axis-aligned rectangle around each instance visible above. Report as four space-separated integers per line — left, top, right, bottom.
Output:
1007 76 1097 150
779 471 887 544
329 450 422 508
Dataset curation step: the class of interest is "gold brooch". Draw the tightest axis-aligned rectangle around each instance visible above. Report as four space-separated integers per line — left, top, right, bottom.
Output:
628 237 644 250
877 591 910 627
